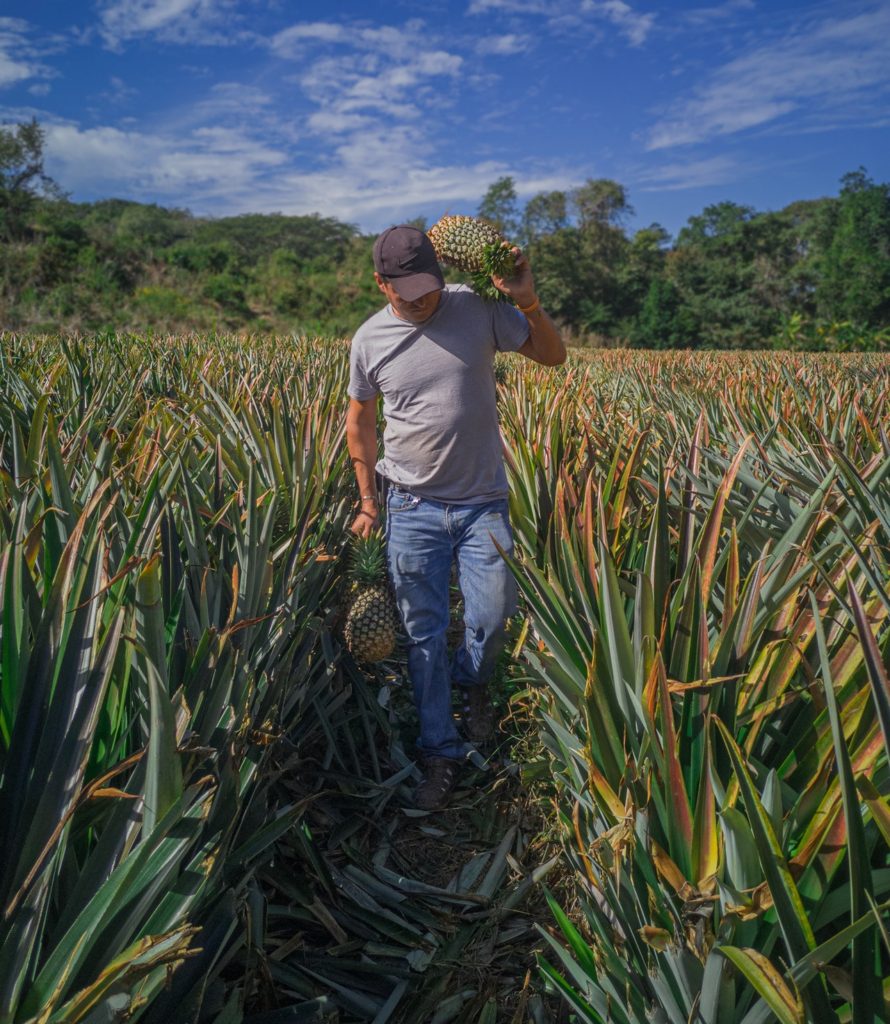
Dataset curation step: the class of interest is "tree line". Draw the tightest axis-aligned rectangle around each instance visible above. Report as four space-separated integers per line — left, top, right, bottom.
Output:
1 120 888 348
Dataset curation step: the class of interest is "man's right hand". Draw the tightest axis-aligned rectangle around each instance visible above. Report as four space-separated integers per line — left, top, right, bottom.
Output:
350 506 379 537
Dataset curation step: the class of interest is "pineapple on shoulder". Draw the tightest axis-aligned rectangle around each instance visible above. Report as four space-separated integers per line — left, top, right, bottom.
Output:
342 531 400 664
427 215 516 302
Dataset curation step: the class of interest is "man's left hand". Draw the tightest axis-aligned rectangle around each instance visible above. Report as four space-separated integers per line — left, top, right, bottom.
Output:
491 247 537 308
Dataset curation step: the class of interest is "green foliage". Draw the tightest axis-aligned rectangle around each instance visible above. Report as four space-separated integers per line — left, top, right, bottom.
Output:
114 202 191 251
815 169 890 326
164 239 234 273
632 277 696 348
0 119 888 347
0 119 64 241
0 334 360 1022
777 312 889 352
202 271 249 315
477 175 520 239
132 285 195 324
522 190 568 246
498 352 890 1022
193 211 355 264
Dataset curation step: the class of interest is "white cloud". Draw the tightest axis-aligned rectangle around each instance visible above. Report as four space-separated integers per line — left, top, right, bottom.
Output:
4 10 614 229
634 155 740 191
0 17 56 88
38 110 576 229
306 110 373 135
0 55 34 88
270 21 349 55
584 1 655 47
681 0 755 26
475 33 532 55
466 0 655 47
44 120 286 200
648 6 890 149
271 19 436 61
275 19 464 136
97 0 246 48
225 149 575 227
96 75 139 106
468 0 547 12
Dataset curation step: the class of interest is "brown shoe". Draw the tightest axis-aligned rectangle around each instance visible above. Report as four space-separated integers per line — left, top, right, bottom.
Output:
459 685 496 745
414 757 460 811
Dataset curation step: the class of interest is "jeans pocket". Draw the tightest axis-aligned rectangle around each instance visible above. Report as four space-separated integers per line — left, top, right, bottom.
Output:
484 498 510 518
388 490 422 513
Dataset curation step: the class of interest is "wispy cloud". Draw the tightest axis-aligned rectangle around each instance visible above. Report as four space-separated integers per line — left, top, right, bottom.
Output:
0 17 57 89
634 154 740 190
269 21 351 54
41 114 573 227
466 0 655 47
96 0 247 48
267 10 560 232
648 5 890 149
680 0 755 26
44 119 286 200
95 76 139 106
474 33 532 56
273 19 464 132
9 9 577 229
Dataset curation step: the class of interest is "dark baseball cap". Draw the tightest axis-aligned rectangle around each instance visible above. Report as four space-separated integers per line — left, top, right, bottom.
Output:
373 225 445 301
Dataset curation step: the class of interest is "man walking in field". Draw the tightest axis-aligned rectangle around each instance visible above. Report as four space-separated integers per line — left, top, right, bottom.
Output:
346 224 565 810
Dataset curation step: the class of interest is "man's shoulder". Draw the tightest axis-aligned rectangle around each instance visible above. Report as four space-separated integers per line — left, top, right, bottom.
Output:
443 283 479 303
440 284 492 320
352 305 392 347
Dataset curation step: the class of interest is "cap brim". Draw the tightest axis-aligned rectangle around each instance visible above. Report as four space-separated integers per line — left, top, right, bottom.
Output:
391 270 445 301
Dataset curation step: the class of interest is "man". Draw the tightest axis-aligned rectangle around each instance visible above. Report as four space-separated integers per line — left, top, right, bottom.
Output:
346 224 565 810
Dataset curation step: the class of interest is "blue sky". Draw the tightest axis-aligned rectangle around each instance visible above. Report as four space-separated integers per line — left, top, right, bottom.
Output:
2 1 888 238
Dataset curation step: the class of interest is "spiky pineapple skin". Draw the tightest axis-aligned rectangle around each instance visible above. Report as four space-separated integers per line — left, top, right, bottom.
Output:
341 531 399 663
428 215 516 301
343 582 399 663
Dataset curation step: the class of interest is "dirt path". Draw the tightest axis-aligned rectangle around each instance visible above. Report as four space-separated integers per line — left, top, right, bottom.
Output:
249 656 565 1023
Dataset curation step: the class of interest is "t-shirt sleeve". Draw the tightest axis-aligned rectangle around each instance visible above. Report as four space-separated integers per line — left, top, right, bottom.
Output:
348 337 379 400
491 300 530 352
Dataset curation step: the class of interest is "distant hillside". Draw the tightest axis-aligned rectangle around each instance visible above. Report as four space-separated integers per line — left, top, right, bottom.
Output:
1 121 888 347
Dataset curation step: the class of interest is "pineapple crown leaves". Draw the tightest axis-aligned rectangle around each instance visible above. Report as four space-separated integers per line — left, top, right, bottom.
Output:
347 529 389 586
428 214 517 303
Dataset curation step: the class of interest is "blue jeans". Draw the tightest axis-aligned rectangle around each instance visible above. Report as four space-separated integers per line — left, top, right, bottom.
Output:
385 487 517 760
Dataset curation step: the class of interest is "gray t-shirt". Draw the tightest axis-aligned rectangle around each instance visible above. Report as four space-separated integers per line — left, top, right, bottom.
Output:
348 284 529 503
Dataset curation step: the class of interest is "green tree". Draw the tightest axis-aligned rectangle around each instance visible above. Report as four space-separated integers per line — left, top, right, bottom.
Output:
672 201 789 346
570 178 632 230
0 119 64 240
477 176 520 238
195 212 355 264
815 168 890 326
115 203 191 252
522 179 633 337
632 277 696 349
619 222 671 328
522 190 567 246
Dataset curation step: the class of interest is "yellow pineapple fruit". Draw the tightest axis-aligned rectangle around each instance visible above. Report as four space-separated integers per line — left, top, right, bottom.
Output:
342 531 399 663
427 214 516 301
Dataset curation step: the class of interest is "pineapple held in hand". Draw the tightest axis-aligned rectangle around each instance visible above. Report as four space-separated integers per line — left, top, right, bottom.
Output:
342 531 399 664
428 215 516 302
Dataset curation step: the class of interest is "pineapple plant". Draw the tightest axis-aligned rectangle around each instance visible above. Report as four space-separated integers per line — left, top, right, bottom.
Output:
427 214 516 301
342 531 400 663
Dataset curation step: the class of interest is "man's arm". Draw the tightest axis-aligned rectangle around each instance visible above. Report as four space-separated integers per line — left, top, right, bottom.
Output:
492 248 566 366
346 395 380 537
516 306 565 367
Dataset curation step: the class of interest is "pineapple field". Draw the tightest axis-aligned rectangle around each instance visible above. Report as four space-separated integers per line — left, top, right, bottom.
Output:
0 332 889 1023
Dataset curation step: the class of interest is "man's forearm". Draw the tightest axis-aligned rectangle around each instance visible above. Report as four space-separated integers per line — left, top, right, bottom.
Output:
523 304 566 366
346 419 379 501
